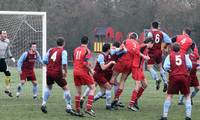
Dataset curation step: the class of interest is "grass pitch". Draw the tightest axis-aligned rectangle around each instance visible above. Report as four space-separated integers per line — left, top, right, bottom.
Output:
0 67 199 120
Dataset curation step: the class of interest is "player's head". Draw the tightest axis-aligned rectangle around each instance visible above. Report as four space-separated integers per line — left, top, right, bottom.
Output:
81 36 89 45
183 28 191 36
102 43 111 53
113 41 120 48
151 21 160 29
144 37 154 48
0 30 7 40
172 43 180 52
128 32 138 40
30 42 37 51
56 37 65 47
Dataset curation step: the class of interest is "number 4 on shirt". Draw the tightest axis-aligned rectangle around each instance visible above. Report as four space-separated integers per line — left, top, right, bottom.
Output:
51 51 57 62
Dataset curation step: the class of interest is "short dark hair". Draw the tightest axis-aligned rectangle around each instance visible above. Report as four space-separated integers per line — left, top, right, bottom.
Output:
113 41 120 48
172 43 180 52
56 37 65 46
0 30 2 34
30 42 36 47
102 43 110 52
144 38 154 44
151 21 159 29
183 28 191 36
81 36 89 44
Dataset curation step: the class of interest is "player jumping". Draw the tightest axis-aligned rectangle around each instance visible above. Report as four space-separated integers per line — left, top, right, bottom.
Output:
146 21 171 92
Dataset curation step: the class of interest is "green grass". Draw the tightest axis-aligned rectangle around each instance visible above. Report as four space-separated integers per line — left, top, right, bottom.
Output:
0 68 199 120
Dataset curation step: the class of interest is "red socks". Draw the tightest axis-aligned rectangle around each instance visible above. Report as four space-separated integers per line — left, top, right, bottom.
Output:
129 90 138 106
114 88 123 100
129 87 145 106
137 87 145 99
75 96 80 112
86 95 94 111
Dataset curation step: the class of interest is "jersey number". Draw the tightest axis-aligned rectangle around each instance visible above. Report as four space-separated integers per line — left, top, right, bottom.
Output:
175 55 182 66
155 34 160 43
180 38 186 45
51 51 57 62
76 51 82 60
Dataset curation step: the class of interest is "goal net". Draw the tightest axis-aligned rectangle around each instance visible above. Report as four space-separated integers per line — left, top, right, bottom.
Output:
0 11 46 96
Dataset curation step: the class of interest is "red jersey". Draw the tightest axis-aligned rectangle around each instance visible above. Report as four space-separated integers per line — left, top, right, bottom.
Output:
132 44 146 68
118 39 138 62
189 52 199 74
22 51 37 70
73 46 91 73
47 47 63 73
176 34 192 54
169 52 188 77
148 30 163 55
194 46 199 59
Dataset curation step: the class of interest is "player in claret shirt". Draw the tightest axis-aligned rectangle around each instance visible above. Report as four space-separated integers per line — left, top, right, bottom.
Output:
160 43 192 120
146 21 171 92
93 43 116 110
178 43 200 105
17 42 43 99
41 37 75 115
73 36 96 117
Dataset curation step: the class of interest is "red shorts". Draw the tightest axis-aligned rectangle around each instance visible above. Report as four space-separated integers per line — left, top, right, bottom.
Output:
147 50 162 65
46 71 67 88
74 71 94 86
114 60 132 74
167 75 190 95
93 72 108 86
20 70 36 81
132 67 145 81
190 74 199 87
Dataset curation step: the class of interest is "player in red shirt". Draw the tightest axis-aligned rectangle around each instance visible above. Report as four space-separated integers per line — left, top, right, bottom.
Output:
128 38 153 111
41 37 75 115
80 42 126 108
146 21 171 92
73 36 96 117
17 42 43 99
172 28 193 54
110 32 138 108
111 32 149 108
178 43 200 105
160 43 192 120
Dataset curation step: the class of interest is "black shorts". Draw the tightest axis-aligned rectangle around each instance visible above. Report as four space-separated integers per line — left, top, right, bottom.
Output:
0 59 7 72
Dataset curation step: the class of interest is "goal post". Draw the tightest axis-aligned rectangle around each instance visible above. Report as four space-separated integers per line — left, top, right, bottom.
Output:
0 11 47 97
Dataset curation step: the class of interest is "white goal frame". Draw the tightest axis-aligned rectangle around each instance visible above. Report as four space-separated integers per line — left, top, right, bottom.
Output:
0 11 47 97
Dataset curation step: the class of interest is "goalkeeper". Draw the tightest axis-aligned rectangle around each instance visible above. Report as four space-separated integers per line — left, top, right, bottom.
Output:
0 30 16 97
